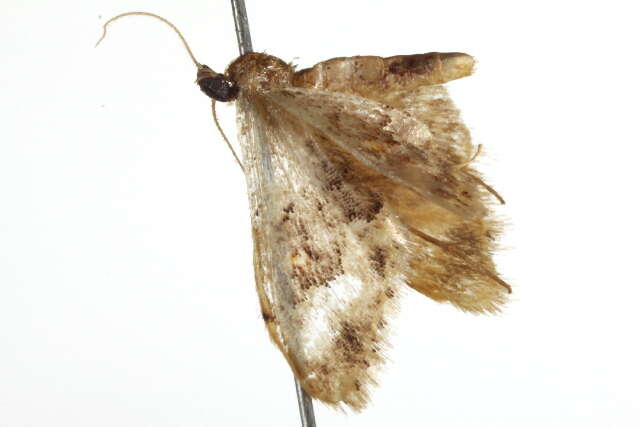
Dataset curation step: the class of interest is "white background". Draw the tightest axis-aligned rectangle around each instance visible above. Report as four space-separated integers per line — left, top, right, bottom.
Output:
1 1 639 426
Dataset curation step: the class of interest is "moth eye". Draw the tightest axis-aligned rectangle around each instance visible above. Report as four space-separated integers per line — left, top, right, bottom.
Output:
198 75 239 102
196 65 239 102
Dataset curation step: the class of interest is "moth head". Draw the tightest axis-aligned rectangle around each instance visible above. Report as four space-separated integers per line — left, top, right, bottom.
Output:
197 65 239 102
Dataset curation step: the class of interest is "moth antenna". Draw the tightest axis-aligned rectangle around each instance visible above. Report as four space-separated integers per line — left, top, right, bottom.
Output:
95 11 203 69
212 101 245 174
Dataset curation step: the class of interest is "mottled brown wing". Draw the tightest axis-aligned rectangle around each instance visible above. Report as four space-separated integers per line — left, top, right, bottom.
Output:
236 92 408 410
289 52 509 304
362 82 511 307
267 86 510 312
291 52 478 171
268 87 484 218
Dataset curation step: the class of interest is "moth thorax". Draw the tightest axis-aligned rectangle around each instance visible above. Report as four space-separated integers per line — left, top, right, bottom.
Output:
197 65 239 102
226 52 293 93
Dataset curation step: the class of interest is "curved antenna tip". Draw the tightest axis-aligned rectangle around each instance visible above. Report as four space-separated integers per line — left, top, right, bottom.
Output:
93 11 202 67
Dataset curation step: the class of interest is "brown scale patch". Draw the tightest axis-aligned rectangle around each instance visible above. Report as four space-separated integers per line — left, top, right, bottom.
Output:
327 112 341 127
295 221 310 241
291 241 344 290
301 244 321 261
338 322 363 352
281 202 295 222
335 321 365 365
316 154 385 223
369 246 387 277
318 364 330 375
387 53 440 76
378 131 401 146
293 264 330 290
384 287 395 299
332 243 343 267
333 190 383 223
304 138 318 152
261 311 275 323
363 198 384 221
322 160 347 191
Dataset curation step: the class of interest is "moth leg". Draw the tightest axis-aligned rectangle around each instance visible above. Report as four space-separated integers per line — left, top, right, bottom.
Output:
211 101 245 173
455 144 483 170
467 174 506 205
454 145 506 205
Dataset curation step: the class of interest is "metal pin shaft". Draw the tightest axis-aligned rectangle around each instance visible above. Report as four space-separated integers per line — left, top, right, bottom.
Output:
228 1 317 426
230 0 253 55
294 377 317 427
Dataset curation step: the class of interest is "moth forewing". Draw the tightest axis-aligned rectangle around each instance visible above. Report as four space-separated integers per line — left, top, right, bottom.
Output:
235 91 404 410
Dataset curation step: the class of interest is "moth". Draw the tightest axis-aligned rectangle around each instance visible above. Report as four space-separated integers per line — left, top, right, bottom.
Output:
99 12 510 411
